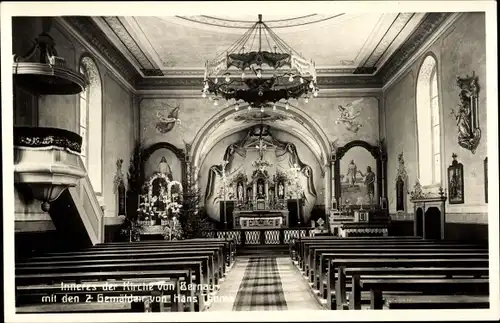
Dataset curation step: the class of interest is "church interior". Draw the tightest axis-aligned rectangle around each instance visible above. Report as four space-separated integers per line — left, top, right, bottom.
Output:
7 8 496 317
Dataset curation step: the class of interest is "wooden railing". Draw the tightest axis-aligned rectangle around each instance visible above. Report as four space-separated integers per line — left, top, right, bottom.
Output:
201 228 315 246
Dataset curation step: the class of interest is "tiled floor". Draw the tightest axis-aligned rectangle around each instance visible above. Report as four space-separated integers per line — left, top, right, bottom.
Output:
207 256 322 311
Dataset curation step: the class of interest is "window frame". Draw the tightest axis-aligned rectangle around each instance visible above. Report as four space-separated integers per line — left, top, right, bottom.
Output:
416 54 442 189
78 55 103 195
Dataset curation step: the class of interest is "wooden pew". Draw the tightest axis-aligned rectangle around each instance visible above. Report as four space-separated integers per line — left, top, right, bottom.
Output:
16 270 193 312
21 248 222 286
16 259 206 311
16 238 236 313
18 252 218 288
292 236 430 260
17 279 182 313
313 246 486 291
299 238 447 268
345 267 489 310
384 295 490 309
326 258 489 310
292 236 421 260
360 278 489 309
30 243 228 280
94 239 236 265
301 239 479 271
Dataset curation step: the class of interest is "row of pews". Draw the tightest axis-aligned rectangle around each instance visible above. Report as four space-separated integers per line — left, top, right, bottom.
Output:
290 236 490 310
15 238 236 313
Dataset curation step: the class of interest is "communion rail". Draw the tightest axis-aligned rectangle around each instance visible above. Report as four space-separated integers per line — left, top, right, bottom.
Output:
201 228 315 245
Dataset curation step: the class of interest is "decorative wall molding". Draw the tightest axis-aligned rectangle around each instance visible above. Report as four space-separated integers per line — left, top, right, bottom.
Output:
57 13 455 93
58 17 139 89
378 13 452 84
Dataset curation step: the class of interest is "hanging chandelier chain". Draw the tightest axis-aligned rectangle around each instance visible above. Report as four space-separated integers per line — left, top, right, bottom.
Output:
262 22 298 57
211 22 258 65
202 14 318 106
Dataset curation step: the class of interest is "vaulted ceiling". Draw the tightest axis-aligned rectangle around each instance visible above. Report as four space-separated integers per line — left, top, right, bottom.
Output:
61 13 452 90
93 14 424 74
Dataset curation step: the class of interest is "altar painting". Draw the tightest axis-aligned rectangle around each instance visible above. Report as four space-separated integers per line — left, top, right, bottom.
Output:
339 146 377 206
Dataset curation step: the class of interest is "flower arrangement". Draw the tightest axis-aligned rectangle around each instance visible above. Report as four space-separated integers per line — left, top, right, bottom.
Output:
137 172 184 225
162 216 183 240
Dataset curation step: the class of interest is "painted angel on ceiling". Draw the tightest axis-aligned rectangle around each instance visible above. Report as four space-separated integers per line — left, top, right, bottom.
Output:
156 105 181 134
335 98 364 134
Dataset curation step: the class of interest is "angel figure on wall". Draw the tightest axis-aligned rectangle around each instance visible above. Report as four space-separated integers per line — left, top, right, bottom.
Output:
156 104 181 135
336 98 364 133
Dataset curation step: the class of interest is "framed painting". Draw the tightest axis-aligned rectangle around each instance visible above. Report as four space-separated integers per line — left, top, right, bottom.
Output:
447 154 464 204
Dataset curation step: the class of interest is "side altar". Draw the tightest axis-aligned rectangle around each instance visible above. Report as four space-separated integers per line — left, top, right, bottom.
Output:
328 140 390 237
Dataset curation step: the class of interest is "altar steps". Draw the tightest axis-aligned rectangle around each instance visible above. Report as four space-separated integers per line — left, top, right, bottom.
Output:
237 245 289 257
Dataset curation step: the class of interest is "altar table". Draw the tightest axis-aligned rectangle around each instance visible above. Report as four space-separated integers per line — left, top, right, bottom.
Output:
234 210 289 229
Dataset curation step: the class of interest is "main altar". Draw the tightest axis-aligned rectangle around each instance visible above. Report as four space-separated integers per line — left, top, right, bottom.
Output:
230 167 290 230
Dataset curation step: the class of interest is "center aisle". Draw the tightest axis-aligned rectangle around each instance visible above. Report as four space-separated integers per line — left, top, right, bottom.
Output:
208 256 323 311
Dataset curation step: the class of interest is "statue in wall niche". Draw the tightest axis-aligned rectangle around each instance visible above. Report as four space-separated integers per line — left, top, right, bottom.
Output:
158 156 173 181
335 98 364 133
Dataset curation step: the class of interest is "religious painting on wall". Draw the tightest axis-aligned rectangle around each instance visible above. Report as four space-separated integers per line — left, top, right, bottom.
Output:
339 146 377 206
447 153 464 204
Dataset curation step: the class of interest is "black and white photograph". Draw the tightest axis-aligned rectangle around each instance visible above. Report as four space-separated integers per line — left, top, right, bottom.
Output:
2 1 499 322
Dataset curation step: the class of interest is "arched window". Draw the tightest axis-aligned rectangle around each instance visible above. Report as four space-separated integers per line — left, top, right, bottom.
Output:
416 55 441 186
79 56 102 194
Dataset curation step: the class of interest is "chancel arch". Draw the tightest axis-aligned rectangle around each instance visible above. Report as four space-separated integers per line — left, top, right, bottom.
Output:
199 124 323 226
190 103 331 171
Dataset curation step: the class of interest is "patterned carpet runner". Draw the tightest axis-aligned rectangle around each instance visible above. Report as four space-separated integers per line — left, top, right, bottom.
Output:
232 257 287 311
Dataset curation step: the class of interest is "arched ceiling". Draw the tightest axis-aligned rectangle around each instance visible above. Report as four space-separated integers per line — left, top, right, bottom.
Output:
91 13 427 75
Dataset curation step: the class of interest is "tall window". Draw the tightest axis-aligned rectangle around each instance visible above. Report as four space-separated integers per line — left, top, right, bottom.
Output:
79 56 102 194
416 55 441 186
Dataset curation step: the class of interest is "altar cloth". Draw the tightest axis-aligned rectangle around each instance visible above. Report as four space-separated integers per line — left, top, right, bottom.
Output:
240 216 283 229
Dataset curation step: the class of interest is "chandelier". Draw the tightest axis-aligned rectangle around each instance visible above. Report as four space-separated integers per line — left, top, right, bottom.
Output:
201 14 319 109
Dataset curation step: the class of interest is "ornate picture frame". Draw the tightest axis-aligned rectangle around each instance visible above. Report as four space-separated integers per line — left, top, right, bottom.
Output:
452 71 481 154
447 153 464 204
333 140 387 208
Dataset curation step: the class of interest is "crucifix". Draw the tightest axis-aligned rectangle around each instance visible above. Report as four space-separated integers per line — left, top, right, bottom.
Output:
255 122 267 160
255 137 267 159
